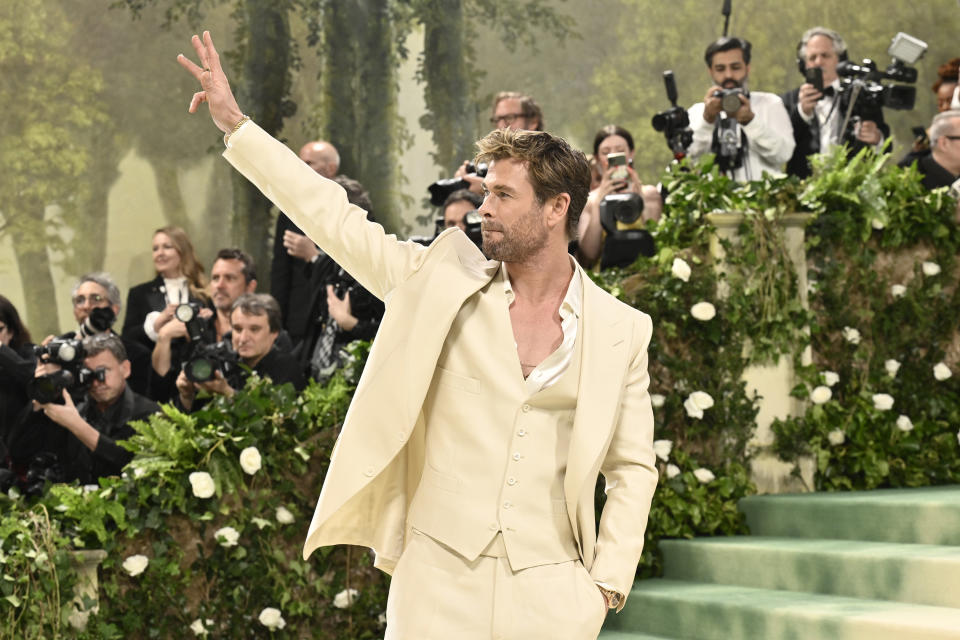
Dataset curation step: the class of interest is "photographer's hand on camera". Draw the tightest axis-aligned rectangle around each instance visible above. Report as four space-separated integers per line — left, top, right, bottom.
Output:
856 119 882 145
702 85 726 123
732 93 755 125
176 368 234 412
326 285 358 331
453 160 485 195
798 82 823 118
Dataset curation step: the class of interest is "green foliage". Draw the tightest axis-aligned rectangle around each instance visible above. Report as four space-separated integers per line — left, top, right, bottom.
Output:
638 450 753 578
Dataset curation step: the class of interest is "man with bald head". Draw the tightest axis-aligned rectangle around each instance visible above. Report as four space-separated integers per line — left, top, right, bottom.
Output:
273 140 343 348
299 140 340 178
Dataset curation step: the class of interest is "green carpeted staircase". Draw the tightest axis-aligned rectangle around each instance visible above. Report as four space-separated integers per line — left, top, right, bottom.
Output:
600 486 960 640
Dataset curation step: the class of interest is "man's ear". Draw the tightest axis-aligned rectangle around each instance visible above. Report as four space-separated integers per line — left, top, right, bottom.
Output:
247 279 257 294
121 359 132 380
545 193 571 231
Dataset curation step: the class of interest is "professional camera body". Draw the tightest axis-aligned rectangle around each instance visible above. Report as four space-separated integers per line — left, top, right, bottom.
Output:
78 306 116 338
712 87 745 114
651 70 693 158
835 32 926 146
427 162 488 207
597 193 656 269
175 303 241 385
28 338 105 404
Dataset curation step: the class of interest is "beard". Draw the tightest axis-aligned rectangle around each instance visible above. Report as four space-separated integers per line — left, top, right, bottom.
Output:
481 203 550 262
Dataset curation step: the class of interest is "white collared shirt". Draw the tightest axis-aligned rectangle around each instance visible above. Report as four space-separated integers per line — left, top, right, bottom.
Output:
501 257 582 394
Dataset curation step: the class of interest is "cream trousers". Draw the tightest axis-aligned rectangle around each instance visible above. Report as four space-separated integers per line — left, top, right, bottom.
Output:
385 529 608 640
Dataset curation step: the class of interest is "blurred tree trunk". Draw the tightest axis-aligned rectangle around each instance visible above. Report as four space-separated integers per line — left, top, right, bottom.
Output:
420 0 475 173
232 0 294 290
153 161 192 236
11 201 59 337
322 0 400 231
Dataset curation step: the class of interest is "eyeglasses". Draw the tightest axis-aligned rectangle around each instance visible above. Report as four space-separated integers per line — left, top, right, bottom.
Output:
489 113 526 126
944 135 960 141
72 293 106 307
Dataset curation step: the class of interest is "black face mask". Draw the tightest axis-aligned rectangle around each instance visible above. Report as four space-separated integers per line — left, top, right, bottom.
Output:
80 306 117 337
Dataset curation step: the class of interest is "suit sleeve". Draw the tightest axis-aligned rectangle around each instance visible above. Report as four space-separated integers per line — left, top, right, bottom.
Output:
224 123 428 301
121 285 152 349
590 313 658 600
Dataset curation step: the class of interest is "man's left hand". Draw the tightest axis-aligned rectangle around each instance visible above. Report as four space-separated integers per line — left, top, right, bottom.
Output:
196 370 235 398
283 230 320 262
326 285 358 331
734 93 754 125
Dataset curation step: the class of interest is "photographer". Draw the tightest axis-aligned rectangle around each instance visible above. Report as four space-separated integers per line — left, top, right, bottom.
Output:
176 293 305 412
7 334 159 487
60 273 153 397
907 109 960 191
300 176 384 381
688 37 795 181
783 27 888 179
577 125 663 268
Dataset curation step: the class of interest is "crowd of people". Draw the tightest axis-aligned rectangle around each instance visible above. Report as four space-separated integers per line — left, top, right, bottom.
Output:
1 24 957 496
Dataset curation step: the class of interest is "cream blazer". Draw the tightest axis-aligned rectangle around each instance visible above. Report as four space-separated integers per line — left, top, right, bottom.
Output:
223 122 658 597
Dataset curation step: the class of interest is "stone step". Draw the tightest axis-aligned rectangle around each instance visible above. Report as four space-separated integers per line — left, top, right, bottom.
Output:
739 485 960 545
659 536 960 608
605 579 960 640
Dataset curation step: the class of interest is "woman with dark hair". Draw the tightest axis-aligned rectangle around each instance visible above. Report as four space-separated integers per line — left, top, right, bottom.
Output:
0 295 35 443
900 57 960 169
122 226 210 351
577 125 663 268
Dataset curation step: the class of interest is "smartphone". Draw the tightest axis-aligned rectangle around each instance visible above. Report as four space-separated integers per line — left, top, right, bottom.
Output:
804 67 823 93
607 152 628 181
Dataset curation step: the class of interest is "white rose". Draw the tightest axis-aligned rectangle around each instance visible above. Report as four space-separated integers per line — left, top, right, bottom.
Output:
957 430 960 447
122 554 149 577
922 261 941 277
665 464 681 479
214 526 240 547
693 468 715 484
683 391 715 420
872 393 894 411
884 359 901 378
258 607 286 630
239 446 262 475
810 386 832 405
891 284 907 298
190 619 213 636
896 415 913 432
650 393 666 408
189 471 215 499
653 439 673 462
690 301 717 321
333 588 359 609
827 429 845 446
842 326 861 345
934 362 953 381
822 371 840 387
275 506 295 525
871 218 885 230
671 257 692 282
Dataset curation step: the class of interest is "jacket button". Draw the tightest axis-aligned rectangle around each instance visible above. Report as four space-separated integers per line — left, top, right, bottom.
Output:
507 477 517 486
522 404 531 413
518 429 527 437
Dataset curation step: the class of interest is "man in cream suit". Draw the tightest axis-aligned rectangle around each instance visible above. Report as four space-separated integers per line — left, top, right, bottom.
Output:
180 32 657 640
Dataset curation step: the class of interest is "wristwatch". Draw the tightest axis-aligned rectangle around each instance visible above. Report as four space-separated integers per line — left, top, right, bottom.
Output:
597 585 622 610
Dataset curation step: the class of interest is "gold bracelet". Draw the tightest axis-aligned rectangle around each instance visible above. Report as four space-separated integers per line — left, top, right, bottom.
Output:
225 114 250 144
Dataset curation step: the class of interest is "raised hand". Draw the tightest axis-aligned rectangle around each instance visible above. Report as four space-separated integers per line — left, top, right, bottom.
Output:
176 31 245 134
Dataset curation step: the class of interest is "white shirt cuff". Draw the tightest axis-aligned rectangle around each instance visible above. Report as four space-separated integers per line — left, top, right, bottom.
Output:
143 311 161 342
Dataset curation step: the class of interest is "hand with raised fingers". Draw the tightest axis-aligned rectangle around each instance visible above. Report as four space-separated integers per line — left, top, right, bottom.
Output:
176 31 245 134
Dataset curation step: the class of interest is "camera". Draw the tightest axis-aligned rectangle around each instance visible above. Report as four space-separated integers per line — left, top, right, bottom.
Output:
78 306 116 338
174 303 240 384
183 340 240 384
34 338 85 368
651 71 692 158
27 366 105 404
835 32 926 146
607 153 629 181
427 162 488 207
712 88 745 114
597 193 655 270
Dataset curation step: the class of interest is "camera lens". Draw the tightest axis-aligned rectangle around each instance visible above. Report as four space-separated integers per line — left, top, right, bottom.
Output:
186 358 214 383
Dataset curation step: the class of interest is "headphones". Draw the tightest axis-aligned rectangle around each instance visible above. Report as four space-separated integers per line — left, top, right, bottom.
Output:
796 27 848 73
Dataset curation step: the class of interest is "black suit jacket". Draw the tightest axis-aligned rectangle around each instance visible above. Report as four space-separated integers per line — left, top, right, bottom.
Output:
271 214 316 345
782 86 890 179
122 275 167 351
